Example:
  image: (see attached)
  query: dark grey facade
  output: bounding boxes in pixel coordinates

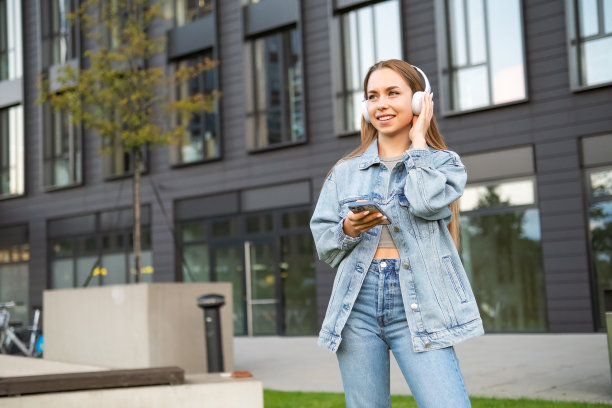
[0,0,611,334]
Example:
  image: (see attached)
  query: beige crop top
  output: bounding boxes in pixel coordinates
[378,155,403,249]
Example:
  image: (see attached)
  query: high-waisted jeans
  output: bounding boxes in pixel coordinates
[336,258,471,408]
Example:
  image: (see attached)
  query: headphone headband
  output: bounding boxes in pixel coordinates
[361,63,432,123]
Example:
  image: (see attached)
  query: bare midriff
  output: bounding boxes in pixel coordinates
[373,248,400,259]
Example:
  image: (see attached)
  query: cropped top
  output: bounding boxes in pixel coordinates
[378,155,403,249]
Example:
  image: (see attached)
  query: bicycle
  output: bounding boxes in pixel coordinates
[0,301,43,358]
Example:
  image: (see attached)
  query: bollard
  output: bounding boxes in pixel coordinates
[197,294,225,373]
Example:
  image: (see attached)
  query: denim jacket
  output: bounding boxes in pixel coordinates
[310,140,484,353]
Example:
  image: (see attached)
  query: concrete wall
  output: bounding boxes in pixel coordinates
[0,375,263,408]
[43,283,233,374]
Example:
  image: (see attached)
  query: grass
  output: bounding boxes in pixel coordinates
[264,390,612,408]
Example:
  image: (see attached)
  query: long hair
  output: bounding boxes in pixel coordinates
[337,59,462,248]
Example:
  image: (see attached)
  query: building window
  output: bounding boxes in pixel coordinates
[179,207,316,336]
[0,105,24,198]
[171,51,220,165]
[245,27,304,150]
[176,182,315,336]
[586,167,612,329]
[567,0,612,88]
[0,225,29,326]
[438,0,527,112]
[41,0,78,69]
[333,0,402,134]
[0,0,22,81]
[175,0,213,26]
[43,103,82,188]
[460,177,547,332]
[103,135,148,178]
[49,208,153,288]
[582,134,612,329]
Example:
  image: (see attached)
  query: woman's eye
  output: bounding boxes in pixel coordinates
[389,91,399,96]
[368,95,377,100]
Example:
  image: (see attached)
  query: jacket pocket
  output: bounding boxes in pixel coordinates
[442,255,468,303]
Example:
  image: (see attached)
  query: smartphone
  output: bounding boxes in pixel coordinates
[347,200,392,225]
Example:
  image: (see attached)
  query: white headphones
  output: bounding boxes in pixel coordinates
[361,65,431,123]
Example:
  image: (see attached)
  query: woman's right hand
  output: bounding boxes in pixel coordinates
[343,210,388,238]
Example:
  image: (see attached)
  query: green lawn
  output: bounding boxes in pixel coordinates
[264,390,612,408]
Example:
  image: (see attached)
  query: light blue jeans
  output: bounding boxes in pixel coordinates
[337,258,471,408]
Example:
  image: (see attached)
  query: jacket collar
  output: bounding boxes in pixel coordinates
[358,139,433,170]
[357,140,381,170]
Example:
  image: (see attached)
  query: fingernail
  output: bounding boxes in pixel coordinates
[377,214,383,217]
[364,211,370,215]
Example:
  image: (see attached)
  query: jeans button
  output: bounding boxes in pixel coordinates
[410,303,418,310]
[403,262,410,269]
[380,261,387,268]
[424,342,431,348]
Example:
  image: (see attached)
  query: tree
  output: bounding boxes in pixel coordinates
[38,0,219,283]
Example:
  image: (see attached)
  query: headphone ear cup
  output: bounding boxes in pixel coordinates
[412,91,425,115]
[361,99,371,123]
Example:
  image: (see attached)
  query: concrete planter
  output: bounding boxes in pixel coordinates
[43,283,234,374]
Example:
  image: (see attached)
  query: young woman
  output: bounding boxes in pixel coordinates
[310,59,484,407]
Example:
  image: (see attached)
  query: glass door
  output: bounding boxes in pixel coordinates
[211,243,246,335]
[245,240,280,335]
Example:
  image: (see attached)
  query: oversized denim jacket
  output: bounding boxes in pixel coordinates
[310,140,484,353]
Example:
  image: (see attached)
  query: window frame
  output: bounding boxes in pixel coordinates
[42,103,83,191]
[0,0,22,82]
[244,26,307,153]
[331,0,405,137]
[170,49,222,168]
[434,0,529,116]
[0,104,24,200]
[565,0,612,91]
[40,0,79,70]
[47,207,153,289]
[174,0,214,27]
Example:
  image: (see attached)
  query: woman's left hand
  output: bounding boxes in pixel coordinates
[409,93,434,146]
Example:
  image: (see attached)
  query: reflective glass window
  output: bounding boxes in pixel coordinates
[49,210,153,288]
[569,0,612,87]
[175,0,213,26]
[172,51,220,165]
[245,28,304,150]
[586,167,612,328]
[0,0,22,81]
[0,105,24,197]
[460,178,547,331]
[0,226,29,325]
[43,103,82,188]
[335,0,402,133]
[41,0,77,68]
[445,0,526,111]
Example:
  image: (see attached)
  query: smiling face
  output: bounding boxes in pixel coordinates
[365,68,414,139]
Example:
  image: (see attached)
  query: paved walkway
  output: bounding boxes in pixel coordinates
[234,334,612,405]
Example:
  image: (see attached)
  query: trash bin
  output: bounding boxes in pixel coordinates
[197,294,225,373]
[605,289,612,383]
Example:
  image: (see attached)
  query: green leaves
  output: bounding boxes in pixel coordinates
[38,0,219,152]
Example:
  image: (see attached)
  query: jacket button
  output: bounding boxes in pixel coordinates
[403,262,410,269]
[424,342,431,348]
[394,226,400,232]
[380,261,387,268]
[410,303,418,310]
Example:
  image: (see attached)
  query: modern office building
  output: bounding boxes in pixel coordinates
[0,0,610,336]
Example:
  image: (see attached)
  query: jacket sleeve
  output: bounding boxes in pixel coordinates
[310,169,363,268]
[402,148,466,220]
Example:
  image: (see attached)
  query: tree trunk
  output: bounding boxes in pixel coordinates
[133,146,142,283]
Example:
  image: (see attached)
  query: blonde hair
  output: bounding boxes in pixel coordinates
[338,59,461,248]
